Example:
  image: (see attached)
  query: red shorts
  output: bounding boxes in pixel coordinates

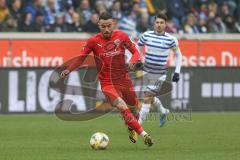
[101,84,138,106]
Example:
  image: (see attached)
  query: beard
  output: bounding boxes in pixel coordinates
[102,32,112,39]
[155,28,164,34]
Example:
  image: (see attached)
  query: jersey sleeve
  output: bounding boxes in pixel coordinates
[137,32,146,46]
[136,32,147,59]
[122,32,140,64]
[170,37,182,73]
[169,37,179,50]
[67,38,93,71]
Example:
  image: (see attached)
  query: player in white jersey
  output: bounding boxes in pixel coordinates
[137,13,182,127]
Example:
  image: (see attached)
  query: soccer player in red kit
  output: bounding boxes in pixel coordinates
[60,12,153,146]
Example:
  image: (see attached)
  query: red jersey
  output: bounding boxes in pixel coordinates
[68,30,140,86]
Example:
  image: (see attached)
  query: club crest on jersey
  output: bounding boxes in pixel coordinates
[103,41,122,57]
[104,41,117,52]
[102,39,130,57]
[114,39,121,45]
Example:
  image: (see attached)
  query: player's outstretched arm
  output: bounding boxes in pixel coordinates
[60,69,70,78]
[60,55,88,79]
[172,46,182,83]
[60,39,93,78]
[136,33,146,61]
[126,40,143,71]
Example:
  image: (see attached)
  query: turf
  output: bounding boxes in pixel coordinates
[0,112,240,160]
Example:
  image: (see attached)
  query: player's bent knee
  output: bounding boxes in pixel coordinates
[143,92,155,104]
[143,97,154,103]
[144,91,155,97]
[112,97,128,111]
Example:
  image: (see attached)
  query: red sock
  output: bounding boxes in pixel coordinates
[121,108,143,135]
[135,113,139,120]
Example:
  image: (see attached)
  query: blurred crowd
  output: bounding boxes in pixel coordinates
[0,0,240,36]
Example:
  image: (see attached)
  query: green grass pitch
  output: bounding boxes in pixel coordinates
[0,112,240,160]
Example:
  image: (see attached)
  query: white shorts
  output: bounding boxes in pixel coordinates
[142,72,167,95]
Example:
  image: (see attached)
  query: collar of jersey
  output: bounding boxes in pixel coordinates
[153,31,165,36]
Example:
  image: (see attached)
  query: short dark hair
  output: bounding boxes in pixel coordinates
[155,13,167,22]
[99,12,113,20]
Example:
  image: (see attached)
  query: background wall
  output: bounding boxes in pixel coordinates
[0,33,239,113]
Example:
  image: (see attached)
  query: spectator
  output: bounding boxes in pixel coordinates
[24,0,47,25]
[209,15,226,33]
[228,1,236,15]
[60,0,74,11]
[184,13,199,33]
[118,3,139,39]
[94,0,107,14]
[66,9,81,32]
[54,12,67,32]
[98,0,114,10]
[193,0,208,12]
[2,0,22,32]
[121,0,134,16]
[218,2,231,18]
[166,0,186,28]
[182,0,195,14]
[76,0,92,27]
[44,0,60,28]
[111,0,122,19]
[135,0,148,14]
[72,0,81,9]
[82,12,99,33]
[63,3,80,32]
[19,12,33,32]
[136,13,149,33]
[118,17,137,39]
[9,0,22,24]
[165,17,178,33]
[131,2,142,18]
[208,1,218,20]
[223,15,238,33]
[198,4,208,20]
[217,0,237,15]
[32,11,45,32]
[197,18,208,33]
[148,0,167,16]
[0,0,9,31]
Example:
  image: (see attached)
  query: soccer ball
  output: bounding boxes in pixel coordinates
[90,132,109,150]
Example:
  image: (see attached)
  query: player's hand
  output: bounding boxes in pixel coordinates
[172,73,180,83]
[60,69,70,78]
[128,63,135,71]
[129,61,143,71]
[134,60,143,70]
